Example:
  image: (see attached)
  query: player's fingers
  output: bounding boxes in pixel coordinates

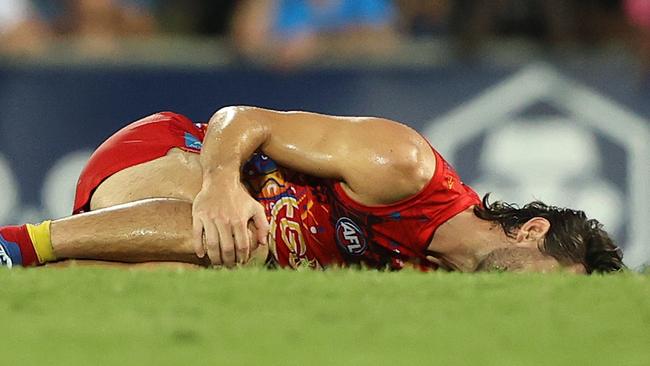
[247,222,258,253]
[233,220,250,264]
[192,216,206,258]
[253,207,269,246]
[247,221,260,253]
[204,220,222,266]
[216,220,236,267]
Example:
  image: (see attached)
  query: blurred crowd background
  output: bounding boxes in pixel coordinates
[1,0,649,72]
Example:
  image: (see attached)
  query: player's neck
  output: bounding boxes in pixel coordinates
[426,207,514,272]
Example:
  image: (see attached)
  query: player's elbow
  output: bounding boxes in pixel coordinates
[384,146,434,197]
[212,105,256,120]
[209,105,268,131]
[397,157,433,195]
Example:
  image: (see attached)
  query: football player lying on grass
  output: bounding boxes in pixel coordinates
[0,107,624,273]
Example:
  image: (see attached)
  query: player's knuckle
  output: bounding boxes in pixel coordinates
[236,242,248,253]
[208,248,220,259]
[206,240,219,250]
[222,246,235,257]
[208,253,222,265]
[258,215,269,227]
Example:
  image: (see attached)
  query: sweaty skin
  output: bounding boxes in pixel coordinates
[50,198,267,267]
[193,106,436,267]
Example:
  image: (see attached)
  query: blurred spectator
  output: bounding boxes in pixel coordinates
[2,0,643,66]
[396,0,450,37]
[626,0,650,29]
[231,0,399,68]
[155,0,237,36]
[625,0,650,76]
[32,0,158,56]
[449,0,628,49]
[450,0,573,46]
[0,0,50,55]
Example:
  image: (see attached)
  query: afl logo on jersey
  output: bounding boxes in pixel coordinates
[335,217,367,255]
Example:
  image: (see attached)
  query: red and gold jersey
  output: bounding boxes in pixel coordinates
[74,111,480,271]
[243,149,480,271]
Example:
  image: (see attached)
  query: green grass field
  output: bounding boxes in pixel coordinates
[2,268,649,366]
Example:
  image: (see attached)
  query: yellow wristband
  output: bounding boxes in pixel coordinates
[26,221,56,263]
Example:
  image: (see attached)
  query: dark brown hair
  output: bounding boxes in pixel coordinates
[473,194,624,273]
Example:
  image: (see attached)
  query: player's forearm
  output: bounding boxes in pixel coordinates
[201,106,270,186]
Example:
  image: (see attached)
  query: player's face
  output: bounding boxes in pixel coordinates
[478,247,586,274]
[517,248,587,274]
[511,254,565,273]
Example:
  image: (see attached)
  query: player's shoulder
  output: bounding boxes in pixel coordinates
[382,120,437,184]
[346,118,437,204]
[394,131,438,200]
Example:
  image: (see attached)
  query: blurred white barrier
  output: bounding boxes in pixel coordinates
[0,150,92,224]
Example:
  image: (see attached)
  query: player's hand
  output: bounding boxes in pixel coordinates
[192,182,269,267]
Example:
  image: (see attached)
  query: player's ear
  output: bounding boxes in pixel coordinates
[515,217,550,249]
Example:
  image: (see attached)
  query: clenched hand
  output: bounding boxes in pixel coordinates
[192,182,269,267]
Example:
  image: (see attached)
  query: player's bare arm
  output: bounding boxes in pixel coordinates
[193,106,437,266]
